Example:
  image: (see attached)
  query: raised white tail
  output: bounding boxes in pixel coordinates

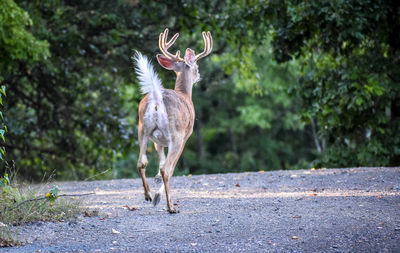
[133,51,163,102]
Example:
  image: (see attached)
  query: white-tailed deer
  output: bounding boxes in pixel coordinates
[134,28,212,213]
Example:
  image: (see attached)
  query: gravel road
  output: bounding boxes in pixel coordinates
[2,167,400,252]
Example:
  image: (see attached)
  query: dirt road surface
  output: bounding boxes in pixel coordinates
[3,167,400,252]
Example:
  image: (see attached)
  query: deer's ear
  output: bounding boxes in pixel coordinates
[157,54,174,70]
[184,48,196,67]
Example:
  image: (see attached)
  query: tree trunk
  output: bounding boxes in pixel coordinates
[310,117,322,153]
[195,119,205,160]
[228,127,237,154]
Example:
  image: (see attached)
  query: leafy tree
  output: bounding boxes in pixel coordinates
[180,40,315,174]
[217,0,400,167]
[0,0,50,162]
[3,0,349,181]
[4,0,144,180]
[0,0,49,80]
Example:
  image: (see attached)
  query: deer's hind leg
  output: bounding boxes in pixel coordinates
[153,143,166,206]
[154,142,165,184]
[137,123,152,202]
[160,139,185,213]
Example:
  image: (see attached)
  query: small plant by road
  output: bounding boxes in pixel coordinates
[0,171,81,247]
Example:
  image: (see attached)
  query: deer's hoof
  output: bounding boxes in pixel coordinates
[153,193,161,206]
[168,208,180,214]
[154,175,162,184]
[145,193,152,202]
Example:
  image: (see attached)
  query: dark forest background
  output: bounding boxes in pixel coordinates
[1,0,399,181]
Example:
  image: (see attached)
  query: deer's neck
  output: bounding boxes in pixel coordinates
[174,72,193,99]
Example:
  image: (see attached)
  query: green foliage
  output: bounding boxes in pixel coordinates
[0,0,49,80]
[0,86,6,160]
[0,174,10,188]
[272,0,400,166]
[5,1,142,180]
[1,0,316,181]
[4,0,398,181]
[217,0,400,167]
[177,38,314,174]
[0,0,49,164]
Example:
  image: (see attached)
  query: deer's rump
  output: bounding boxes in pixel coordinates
[140,89,195,146]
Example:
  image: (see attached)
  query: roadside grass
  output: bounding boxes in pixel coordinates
[0,170,82,247]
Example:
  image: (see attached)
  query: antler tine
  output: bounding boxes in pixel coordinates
[207,31,213,54]
[195,31,213,61]
[165,30,179,49]
[159,28,183,61]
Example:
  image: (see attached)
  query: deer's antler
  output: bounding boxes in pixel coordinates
[195,31,213,61]
[159,28,184,62]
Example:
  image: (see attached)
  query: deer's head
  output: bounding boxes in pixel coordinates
[156,29,212,85]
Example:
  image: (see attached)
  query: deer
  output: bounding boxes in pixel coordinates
[133,28,212,213]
